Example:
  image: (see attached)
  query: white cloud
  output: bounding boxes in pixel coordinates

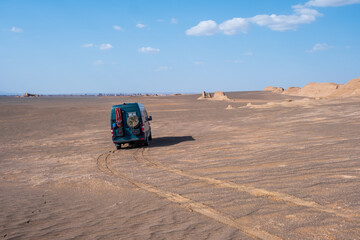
[307,43,333,52]
[171,18,178,24]
[82,43,94,48]
[136,23,146,28]
[113,25,123,31]
[250,5,322,31]
[186,4,322,36]
[138,46,160,53]
[156,66,172,72]
[244,51,254,56]
[186,20,219,36]
[306,0,360,7]
[99,43,113,50]
[93,60,104,65]
[219,18,249,35]
[11,27,23,33]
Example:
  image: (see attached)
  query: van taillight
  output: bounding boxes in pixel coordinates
[115,108,123,127]
[111,127,113,137]
[141,123,144,132]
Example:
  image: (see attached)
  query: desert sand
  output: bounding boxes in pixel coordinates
[1,91,360,239]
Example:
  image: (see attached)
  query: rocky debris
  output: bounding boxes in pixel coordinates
[18,92,40,98]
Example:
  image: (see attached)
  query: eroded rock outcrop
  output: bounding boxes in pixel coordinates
[264,86,284,93]
[198,91,230,101]
[264,77,360,99]
[18,92,40,98]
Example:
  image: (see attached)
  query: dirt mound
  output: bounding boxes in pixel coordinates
[263,86,284,93]
[225,105,234,110]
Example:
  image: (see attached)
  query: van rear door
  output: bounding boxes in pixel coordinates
[124,109,141,136]
[113,107,124,137]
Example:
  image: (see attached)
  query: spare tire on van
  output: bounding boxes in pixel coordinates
[127,115,139,128]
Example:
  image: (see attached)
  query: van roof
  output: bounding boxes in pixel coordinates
[111,102,143,110]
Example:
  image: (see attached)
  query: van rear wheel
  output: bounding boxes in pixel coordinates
[115,144,121,150]
[143,137,149,146]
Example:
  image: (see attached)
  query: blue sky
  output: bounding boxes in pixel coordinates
[1,0,359,94]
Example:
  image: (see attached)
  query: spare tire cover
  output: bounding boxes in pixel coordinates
[127,115,139,128]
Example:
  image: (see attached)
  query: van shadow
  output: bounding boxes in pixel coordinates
[150,136,195,147]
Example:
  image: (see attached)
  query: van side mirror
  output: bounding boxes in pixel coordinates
[148,116,152,121]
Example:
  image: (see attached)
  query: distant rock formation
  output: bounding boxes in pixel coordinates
[263,77,360,99]
[18,92,40,98]
[201,91,212,98]
[283,87,301,95]
[213,91,230,100]
[198,91,230,101]
[263,86,284,93]
[295,82,339,98]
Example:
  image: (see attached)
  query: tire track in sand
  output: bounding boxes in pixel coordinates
[138,148,359,220]
[97,151,282,240]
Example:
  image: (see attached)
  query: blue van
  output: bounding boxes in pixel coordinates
[110,103,152,149]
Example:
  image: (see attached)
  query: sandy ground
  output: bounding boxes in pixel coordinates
[1,92,360,239]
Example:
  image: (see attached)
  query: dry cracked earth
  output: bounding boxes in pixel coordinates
[1,92,360,239]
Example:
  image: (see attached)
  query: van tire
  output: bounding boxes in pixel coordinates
[144,137,149,146]
[115,144,121,150]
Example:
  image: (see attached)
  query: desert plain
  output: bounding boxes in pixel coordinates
[1,87,360,239]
